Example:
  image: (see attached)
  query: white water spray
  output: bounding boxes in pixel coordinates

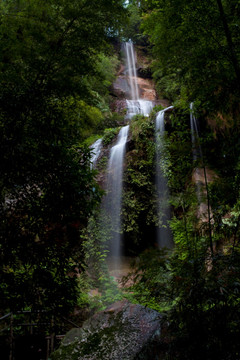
[90,138,102,168]
[124,42,139,100]
[105,125,129,265]
[126,99,153,120]
[104,42,154,268]
[124,42,154,119]
[155,107,174,248]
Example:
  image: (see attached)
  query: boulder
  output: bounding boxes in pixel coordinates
[51,300,162,360]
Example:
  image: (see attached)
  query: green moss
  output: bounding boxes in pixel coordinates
[83,134,102,147]
[51,341,79,360]
[122,114,157,251]
[102,127,120,146]
[52,311,131,360]
[97,155,108,171]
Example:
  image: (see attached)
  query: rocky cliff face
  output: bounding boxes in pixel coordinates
[110,46,169,114]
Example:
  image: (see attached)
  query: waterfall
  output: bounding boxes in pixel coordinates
[124,42,154,120]
[126,99,153,120]
[155,107,174,248]
[103,41,154,269]
[124,42,139,100]
[104,125,129,266]
[90,138,102,168]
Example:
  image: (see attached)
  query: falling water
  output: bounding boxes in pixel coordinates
[124,42,153,120]
[126,99,153,120]
[90,138,102,168]
[103,42,154,268]
[124,42,139,100]
[155,107,174,248]
[105,125,129,265]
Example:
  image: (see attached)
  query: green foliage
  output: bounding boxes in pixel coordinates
[98,112,125,132]
[122,114,157,251]
[122,248,172,312]
[87,53,120,115]
[150,104,164,118]
[163,251,240,360]
[142,0,240,114]
[152,68,181,101]
[0,0,126,315]
[95,54,120,95]
[102,127,120,146]
[161,109,194,194]
[121,100,240,359]
[121,3,148,45]
[124,245,240,359]
[0,146,102,314]
[83,135,102,148]
[81,213,124,311]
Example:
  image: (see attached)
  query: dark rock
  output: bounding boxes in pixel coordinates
[110,99,127,114]
[111,77,130,99]
[137,67,152,79]
[51,300,162,360]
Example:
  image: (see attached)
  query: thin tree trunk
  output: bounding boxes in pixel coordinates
[203,165,214,257]
[216,0,240,83]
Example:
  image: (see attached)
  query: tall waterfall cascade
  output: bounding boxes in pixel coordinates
[124,42,153,120]
[155,106,174,248]
[103,41,154,268]
[105,125,129,265]
[124,42,139,100]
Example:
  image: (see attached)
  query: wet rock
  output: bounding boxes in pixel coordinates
[110,99,127,114]
[111,76,129,99]
[51,300,162,360]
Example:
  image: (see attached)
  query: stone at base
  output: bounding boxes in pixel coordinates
[51,300,162,360]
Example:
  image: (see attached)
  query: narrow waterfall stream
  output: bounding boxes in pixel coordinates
[125,42,139,100]
[155,107,174,248]
[90,138,102,168]
[124,42,153,119]
[105,125,129,268]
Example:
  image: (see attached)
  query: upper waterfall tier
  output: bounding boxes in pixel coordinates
[124,42,139,100]
[126,99,154,120]
[123,42,154,119]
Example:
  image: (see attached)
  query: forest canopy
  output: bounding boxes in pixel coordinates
[0,0,126,314]
[137,0,240,113]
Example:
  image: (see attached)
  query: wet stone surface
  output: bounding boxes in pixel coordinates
[51,300,162,360]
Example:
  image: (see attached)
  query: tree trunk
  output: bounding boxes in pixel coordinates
[216,0,240,84]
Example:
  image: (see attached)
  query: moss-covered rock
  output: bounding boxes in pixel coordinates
[122,114,157,253]
[51,300,162,360]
